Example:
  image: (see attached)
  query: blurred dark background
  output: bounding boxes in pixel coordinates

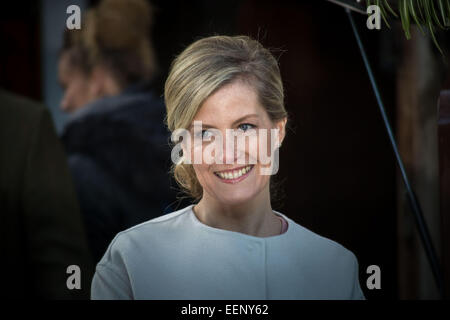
[2,0,450,300]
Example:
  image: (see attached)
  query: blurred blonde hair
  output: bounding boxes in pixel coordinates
[164,35,287,200]
[72,0,157,87]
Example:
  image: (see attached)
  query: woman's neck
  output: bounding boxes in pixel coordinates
[193,186,282,237]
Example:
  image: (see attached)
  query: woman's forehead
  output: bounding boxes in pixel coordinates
[193,82,267,124]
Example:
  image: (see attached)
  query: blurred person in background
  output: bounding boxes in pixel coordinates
[58,28,91,114]
[0,89,93,299]
[59,0,176,264]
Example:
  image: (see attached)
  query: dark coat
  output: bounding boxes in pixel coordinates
[0,89,93,299]
[61,83,177,264]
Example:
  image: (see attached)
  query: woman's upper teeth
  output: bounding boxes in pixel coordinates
[216,166,252,179]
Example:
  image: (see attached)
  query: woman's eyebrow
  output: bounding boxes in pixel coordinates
[231,114,260,126]
[190,114,260,130]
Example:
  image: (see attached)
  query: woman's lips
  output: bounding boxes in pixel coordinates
[213,165,254,184]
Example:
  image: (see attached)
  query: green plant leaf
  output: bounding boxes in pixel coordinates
[399,0,411,39]
[438,0,449,28]
[430,0,445,29]
[365,0,448,56]
[427,20,444,55]
[377,0,391,28]
[416,0,426,24]
[407,0,425,35]
[383,0,398,18]
[447,0,450,21]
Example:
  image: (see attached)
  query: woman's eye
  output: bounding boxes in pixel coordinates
[237,123,255,132]
[194,129,212,140]
[201,130,213,140]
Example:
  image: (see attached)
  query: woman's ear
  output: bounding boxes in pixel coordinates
[276,117,287,147]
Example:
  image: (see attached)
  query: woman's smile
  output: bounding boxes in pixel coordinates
[213,165,254,184]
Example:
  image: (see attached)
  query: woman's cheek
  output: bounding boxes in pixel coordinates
[256,131,272,166]
[189,139,204,164]
[247,136,259,165]
[193,164,207,185]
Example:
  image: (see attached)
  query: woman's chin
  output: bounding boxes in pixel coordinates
[212,188,258,206]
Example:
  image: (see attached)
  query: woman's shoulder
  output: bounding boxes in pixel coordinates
[280,213,361,293]
[280,212,358,264]
[97,205,194,262]
[118,205,193,236]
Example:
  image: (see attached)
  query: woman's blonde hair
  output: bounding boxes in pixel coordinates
[164,35,287,200]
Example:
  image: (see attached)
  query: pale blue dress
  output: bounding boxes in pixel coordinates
[91,205,366,300]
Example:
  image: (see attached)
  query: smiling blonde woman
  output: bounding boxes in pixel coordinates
[91,35,366,300]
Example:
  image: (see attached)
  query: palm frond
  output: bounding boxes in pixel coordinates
[366,0,450,55]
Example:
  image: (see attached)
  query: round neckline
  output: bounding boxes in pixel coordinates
[188,204,291,241]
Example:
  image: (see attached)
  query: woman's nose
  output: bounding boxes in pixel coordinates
[222,131,237,164]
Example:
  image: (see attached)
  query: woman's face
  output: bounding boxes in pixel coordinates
[58,52,94,113]
[188,80,286,205]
